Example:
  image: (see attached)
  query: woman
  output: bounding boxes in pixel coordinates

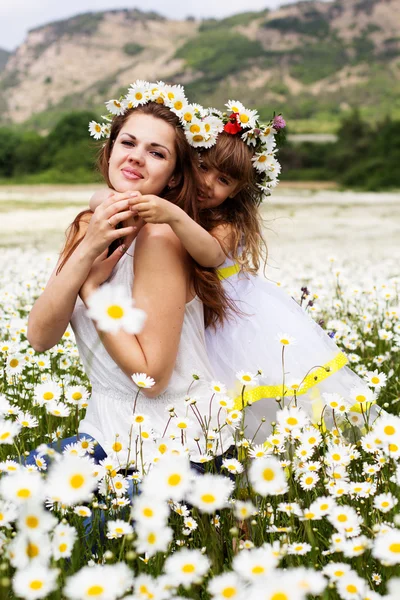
[27,91,234,471]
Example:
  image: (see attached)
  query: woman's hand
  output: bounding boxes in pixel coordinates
[80,219,144,303]
[128,192,179,225]
[80,195,137,260]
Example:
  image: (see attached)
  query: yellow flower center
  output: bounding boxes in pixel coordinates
[87,585,104,596]
[70,474,85,489]
[384,425,395,435]
[143,507,153,517]
[9,359,19,368]
[287,417,298,426]
[335,570,344,577]
[135,92,143,100]
[346,585,357,593]
[262,468,275,481]
[182,564,195,573]
[112,442,123,452]
[59,543,68,552]
[135,416,144,423]
[389,543,400,553]
[305,477,313,485]
[72,392,82,400]
[43,392,54,400]
[389,443,399,452]
[201,494,216,504]
[107,305,124,320]
[30,581,43,590]
[271,594,288,600]
[174,100,183,110]
[17,488,31,498]
[159,444,167,454]
[26,516,39,528]
[252,566,265,574]
[222,588,236,598]
[168,474,181,486]
[148,533,156,544]
[183,112,193,122]
[355,394,366,403]
[280,338,289,345]
[0,432,10,440]
[242,375,252,382]
[193,135,204,142]
[332,453,341,461]
[337,514,347,522]
[371,376,380,384]
[240,114,249,123]
[27,543,39,558]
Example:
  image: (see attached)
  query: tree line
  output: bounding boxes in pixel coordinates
[0,110,399,190]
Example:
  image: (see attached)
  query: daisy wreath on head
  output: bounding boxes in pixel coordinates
[205,100,286,203]
[89,80,224,149]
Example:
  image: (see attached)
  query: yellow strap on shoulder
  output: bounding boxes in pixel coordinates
[217,262,240,280]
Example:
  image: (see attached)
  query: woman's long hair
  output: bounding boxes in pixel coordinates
[59,102,231,328]
[199,132,267,275]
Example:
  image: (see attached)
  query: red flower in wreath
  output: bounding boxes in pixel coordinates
[224,113,242,135]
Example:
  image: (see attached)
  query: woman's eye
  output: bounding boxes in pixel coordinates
[122,140,134,147]
[151,151,165,159]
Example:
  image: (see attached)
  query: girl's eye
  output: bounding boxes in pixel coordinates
[219,177,229,185]
[151,151,165,159]
[199,164,208,171]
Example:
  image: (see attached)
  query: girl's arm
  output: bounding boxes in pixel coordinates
[27,197,135,352]
[129,193,228,268]
[80,224,188,398]
[89,188,113,211]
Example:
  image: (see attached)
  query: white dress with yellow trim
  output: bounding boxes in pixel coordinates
[205,255,376,443]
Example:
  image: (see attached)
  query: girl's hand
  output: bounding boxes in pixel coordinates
[129,192,179,225]
[80,195,137,260]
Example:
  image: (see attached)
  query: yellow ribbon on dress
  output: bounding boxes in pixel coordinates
[234,351,349,410]
[217,262,240,280]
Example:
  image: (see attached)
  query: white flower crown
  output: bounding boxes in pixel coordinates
[205,101,286,201]
[88,80,223,149]
[88,81,286,202]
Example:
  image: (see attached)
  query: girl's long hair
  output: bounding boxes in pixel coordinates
[199,132,267,274]
[59,102,232,328]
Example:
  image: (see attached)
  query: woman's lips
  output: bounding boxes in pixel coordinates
[121,168,143,180]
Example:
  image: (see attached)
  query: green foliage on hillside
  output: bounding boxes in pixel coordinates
[123,43,144,57]
[289,40,349,84]
[175,30,264,81]
[263,13,330,38]
[199,10,268,32]
[31,12,105,38]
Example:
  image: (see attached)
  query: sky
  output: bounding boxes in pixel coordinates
[0,0,321,52]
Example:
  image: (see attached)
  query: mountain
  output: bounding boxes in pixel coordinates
[1,1,399,131]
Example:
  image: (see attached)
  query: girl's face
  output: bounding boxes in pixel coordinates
[197,163,239,209]
[108,112,177,195]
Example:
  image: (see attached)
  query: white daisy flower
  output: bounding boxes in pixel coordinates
[249,456,287,496]
[210,381,227,394]
[0,419,21,444]
[64,563,133,600]
[135,524,173,558]
[12,564,58,600]
[73,505,92,518]
[45,455,97,506]
[365,369,387,388]
[88,121,103,140]
[131,494,169,526]
[87,284,146,335]
[236,370,259,386]
[131,373,155,389]
[349,386,377,406]
[276,332,297,346]
[34,381,61,406]
[208,572,243,600]
[106,519,134,539]
[0,470,43,504]
[187,473,234,513]
[105,98,125,115]
[164,548,210,589]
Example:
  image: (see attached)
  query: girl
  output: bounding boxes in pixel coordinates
[90,95,377,443]
[27,83,235,472]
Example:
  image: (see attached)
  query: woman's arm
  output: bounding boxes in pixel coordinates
[129,193,227,268]
[27,198,135,352]
[80,224,188,398]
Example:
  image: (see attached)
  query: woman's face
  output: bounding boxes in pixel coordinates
[108,112,177,195]
[197,163,239,210]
